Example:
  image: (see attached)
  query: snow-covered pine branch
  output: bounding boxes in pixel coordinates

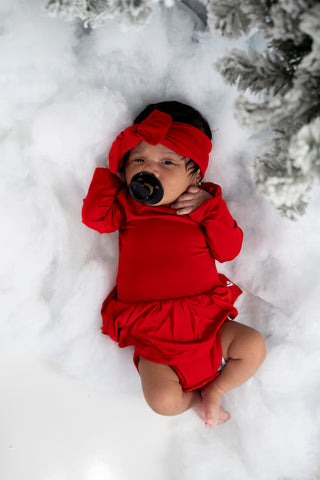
[44,0,175,28]
[207,0,270,38]
[216,49,292,96]
[209,0,320,219]
[252,117,320,219]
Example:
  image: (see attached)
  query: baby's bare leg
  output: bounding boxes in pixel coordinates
[138,358,202,416]
[202,320,267,428]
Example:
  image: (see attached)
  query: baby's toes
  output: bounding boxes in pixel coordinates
[205,407,230,428]
[218,409,231,425]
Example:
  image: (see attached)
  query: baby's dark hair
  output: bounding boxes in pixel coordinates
[134,101,212,177]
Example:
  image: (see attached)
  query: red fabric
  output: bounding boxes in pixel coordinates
[108,110,212,178]
[82,168,243,391]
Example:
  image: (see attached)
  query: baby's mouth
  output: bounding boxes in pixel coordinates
[128,172,164,205]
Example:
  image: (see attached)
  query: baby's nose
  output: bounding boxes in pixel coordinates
[144,163,160,177]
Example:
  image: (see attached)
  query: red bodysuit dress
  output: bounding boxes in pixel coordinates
[82,167,243,391]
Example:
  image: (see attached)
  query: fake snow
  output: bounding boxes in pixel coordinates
[1,1,319,479]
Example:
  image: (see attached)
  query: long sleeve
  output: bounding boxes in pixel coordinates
[188,183,243,263]
[82,168,125,233]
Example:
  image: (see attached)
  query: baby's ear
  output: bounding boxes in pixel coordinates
[195,169,202,185]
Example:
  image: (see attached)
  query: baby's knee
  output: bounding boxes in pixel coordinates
[145,387,181,416]
[248,329,267,364]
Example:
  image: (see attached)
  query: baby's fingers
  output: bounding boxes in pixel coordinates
[175,205,195,215]
[187,186,200,194]
[171,196,194,212]
[172,188,200,207]
[172,193,196,206]
[171,186,207,215]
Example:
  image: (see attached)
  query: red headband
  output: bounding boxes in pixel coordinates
[108,109,212,178]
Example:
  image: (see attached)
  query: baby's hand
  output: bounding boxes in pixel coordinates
[171,186,212,215]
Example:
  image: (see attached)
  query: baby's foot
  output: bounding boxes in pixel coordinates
[201,385,231,428]
[204,404,231,428]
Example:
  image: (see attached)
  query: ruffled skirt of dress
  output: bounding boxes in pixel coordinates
[101,274,242,392]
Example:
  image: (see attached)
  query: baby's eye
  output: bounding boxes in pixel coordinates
[162,160,174,165]
[134,158,144,163]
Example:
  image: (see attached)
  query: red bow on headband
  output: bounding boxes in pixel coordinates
[108,110,212,178]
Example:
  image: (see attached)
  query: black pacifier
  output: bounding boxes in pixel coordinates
[128,172,164,205]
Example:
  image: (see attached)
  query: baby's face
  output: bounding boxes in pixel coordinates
[125,141,200,206]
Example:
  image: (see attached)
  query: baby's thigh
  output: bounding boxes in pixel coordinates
[138,358,180,392]
[137,358,182,412]
[220,320,266,361]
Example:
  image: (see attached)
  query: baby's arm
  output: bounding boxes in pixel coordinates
[187,183,243,262]
[82,168,125,233]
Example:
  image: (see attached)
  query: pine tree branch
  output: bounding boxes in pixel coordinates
[207,0,271,38]
[216,49,293,95]
[209,0,320,218]
[207,0,251,37]
[44,0,161,28]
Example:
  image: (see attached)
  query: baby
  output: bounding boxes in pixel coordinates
[82,101,266,428]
